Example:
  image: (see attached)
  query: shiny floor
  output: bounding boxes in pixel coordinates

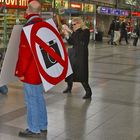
[1,40,140,140]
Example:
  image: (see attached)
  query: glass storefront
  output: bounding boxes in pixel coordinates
[0,0,120,47]
[1,0,110,47]
[0,0,27,48]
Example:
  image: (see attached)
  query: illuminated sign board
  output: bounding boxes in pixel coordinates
[84,4,94,12]
[97,6,129,16]
[70,2,82,10]
[54,0,68,9]
[131,12,140,17]
[0,0,27,8]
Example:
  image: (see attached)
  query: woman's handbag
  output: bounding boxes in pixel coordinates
[131,32,138,38]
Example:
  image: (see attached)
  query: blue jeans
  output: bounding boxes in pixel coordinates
[24,83,48,133]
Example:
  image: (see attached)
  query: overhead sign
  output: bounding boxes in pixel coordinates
[131,12,140,17]
[0,0,27,8]
[84,4,94,12]
[70,2,82,10]
[23,19,73,91]
[94,0,113,4]
[54,0,68,9]
[97,6,129,16]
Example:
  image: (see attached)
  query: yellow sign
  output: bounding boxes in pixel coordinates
[84,4,93,12]
[54,0,68,9]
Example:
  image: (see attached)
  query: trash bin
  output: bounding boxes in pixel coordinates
[95,31,103,42]
[0,50,8,95]
[0,85,8,94]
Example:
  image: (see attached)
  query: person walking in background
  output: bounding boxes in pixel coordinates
[119,19,129,45]
[62,17,92,99]
[15,0,48,138]
[113,17,120,45]
[108,19,115,45]
[133,23,140,46]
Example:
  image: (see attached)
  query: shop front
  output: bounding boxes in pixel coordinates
[0,0,53,48]
[0,0,27,48]
[96,6,129,36]
[131,12,140,25]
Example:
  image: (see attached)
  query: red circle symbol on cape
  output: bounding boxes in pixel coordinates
[31,21,68,85]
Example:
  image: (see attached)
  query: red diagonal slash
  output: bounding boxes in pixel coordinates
[30,21,68,85]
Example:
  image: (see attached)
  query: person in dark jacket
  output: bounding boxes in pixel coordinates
[15,0,48,138]
[119,19,129,45]
[133,23,140,46]
[62,17,92,99]
[108,19,115,45]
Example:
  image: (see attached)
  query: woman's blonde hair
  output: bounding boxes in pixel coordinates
[72,17,83,26]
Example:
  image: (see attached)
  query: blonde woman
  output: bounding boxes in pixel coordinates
[63,17,92,99]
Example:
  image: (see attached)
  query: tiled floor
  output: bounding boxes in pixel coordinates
[1,40,140,140]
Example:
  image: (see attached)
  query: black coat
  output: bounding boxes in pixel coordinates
[108,20,115,35]
[133,25,140,37]
[66,28,90,82]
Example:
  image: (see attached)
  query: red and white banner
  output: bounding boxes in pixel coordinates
[23,19,73,91]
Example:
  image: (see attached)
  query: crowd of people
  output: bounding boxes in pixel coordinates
[108,17,140,46]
